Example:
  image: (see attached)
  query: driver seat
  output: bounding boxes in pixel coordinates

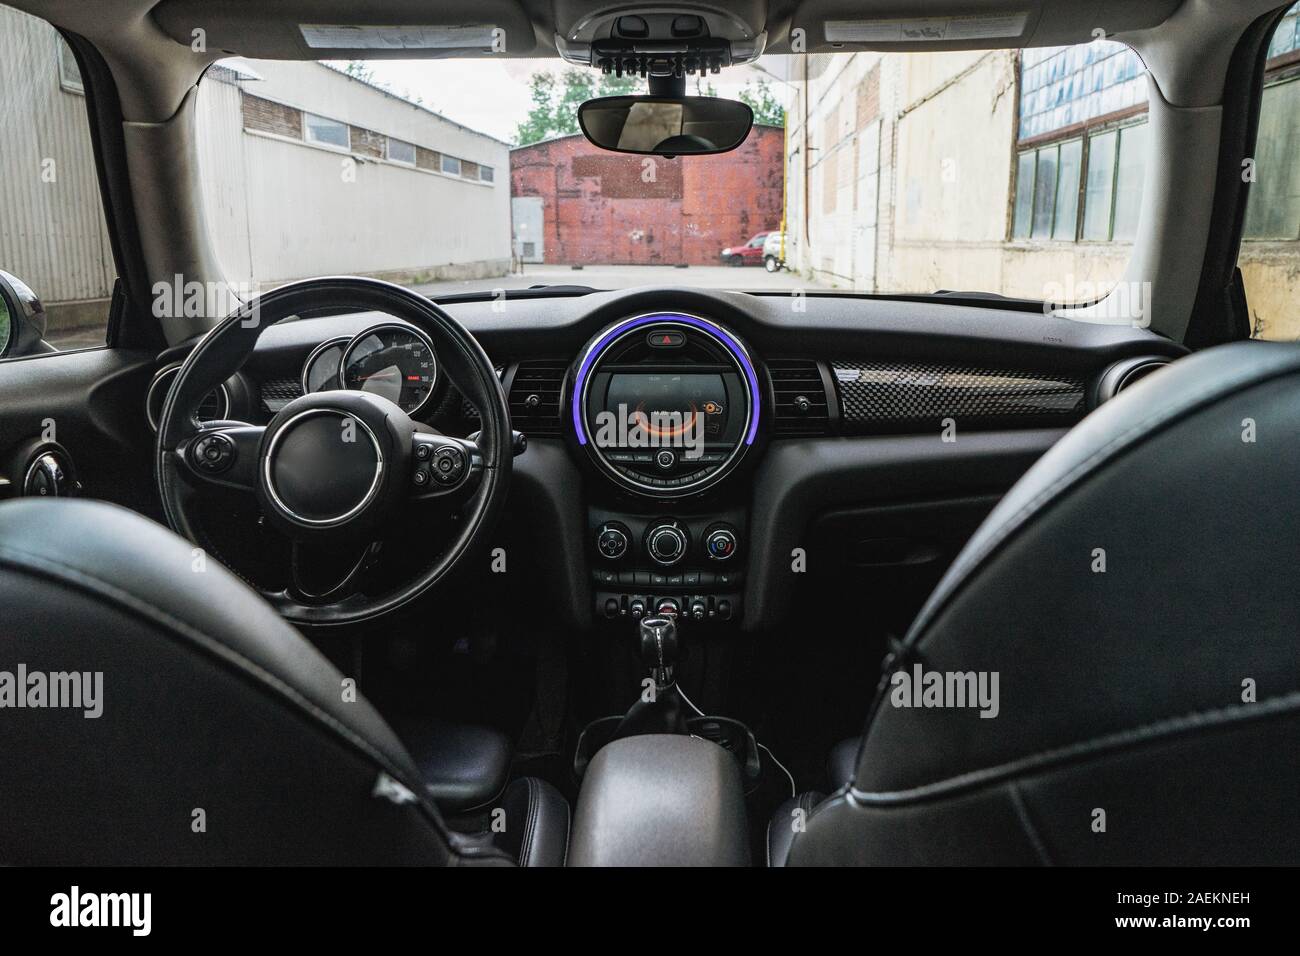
[0,497,567,866]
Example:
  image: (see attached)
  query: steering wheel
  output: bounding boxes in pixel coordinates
[154,277,512,626]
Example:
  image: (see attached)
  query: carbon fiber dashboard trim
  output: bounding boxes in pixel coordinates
[832,361,1086,433]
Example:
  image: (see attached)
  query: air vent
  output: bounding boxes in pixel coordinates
[1092,356,1173,407]
[146,364,230,432]
[508,360,568,437]
[769,360,831,436]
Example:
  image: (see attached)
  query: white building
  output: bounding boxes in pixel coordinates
[197,59,513,290]
[0,0,512,344]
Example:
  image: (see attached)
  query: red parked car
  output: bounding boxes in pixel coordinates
[719,232,770,266]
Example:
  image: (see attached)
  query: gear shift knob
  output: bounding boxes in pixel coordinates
[639,616,679,675]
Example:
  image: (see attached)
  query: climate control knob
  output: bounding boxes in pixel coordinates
[595,522,630,560]
[704,525,738,561]
[645,522,689,566]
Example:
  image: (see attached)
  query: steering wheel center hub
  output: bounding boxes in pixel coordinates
[255,390,412,540]
[265,408,383,524]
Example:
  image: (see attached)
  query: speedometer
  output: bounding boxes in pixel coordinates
[339,324,438,416]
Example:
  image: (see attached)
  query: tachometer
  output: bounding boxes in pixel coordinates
[339,323,438,416]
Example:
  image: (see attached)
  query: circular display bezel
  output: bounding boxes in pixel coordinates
[300,335,351,394]
[339,322,439,417]
[573,313,760,497]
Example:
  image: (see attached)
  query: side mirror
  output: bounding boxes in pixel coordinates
[0,269,50,359]
[578,95,754,157]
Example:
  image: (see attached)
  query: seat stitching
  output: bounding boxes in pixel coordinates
[850,689,1300,805]
[519,778,539,866]
[1007,782,1053,866]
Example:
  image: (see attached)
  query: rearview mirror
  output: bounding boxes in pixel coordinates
[578,95,754,157]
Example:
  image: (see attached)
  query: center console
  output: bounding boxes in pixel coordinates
[572,312,760,627]
[589,505,746,623]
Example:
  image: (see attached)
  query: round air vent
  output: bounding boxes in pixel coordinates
[146,363,230,432]
[5,438,79,497]
[1092,357,1173,407]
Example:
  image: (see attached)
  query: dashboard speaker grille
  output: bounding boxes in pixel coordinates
[769,360,831,436]
[508,360,568,437]
[833,361,1085,432]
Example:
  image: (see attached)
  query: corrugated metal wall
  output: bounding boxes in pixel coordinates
[195,75,254,282]
[0,6,116,308]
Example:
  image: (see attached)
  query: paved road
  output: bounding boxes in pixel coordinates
[411,263,814,297]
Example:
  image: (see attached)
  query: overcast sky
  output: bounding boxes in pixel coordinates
[334,58,797,143]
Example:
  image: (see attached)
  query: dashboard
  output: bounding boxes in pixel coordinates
[140,286,1187,632]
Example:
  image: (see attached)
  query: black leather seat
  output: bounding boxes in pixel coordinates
[773,341,1300,866]
[0,497,567,866]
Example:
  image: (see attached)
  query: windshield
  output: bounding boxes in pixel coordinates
[196,43,1151,306]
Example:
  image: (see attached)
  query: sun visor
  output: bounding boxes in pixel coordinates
[785,0,1181,53]
[151,0,538,59]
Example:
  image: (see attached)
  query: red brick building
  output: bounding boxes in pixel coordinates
[510,126,783,266]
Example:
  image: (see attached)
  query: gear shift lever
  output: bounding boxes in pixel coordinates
[640,616,679,688]
[611,616,692,739]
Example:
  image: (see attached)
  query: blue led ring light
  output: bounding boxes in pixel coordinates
[571,312,761,447]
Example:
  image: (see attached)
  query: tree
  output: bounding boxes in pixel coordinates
[340,60,376,84]
[513,69,640,145]
[739,79,785,127]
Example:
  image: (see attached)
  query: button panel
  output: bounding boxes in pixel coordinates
[594,590,741,623]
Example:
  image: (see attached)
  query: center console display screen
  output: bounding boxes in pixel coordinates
[603,373,736,446]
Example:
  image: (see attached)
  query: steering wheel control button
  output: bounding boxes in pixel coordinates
[430,445,466,485]
[596,523,630,560]
[415,442,433,461]
[655,449,677,470]
[705,526,738,561]
[645,522,689,566]
[191,434,235,474]
[412,468,430,488]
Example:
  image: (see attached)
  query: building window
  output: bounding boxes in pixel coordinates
[1019,42,1147,140]
[56,36,83,94]
[1014,124,1145,243]
[388,138,416,165]
[1110,123,1148,240]
[1053,139,1083,239]
[304,112,349,149]
[1082,129,1117,240]
[441,154,461,176]
[1243,74,1300,240]
[479,165,494,183]
[1013,138,1082,240]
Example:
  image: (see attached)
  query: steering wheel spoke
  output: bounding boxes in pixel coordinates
[409,431,483,501]
[176,423,265,492]
[287,538,382,605]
